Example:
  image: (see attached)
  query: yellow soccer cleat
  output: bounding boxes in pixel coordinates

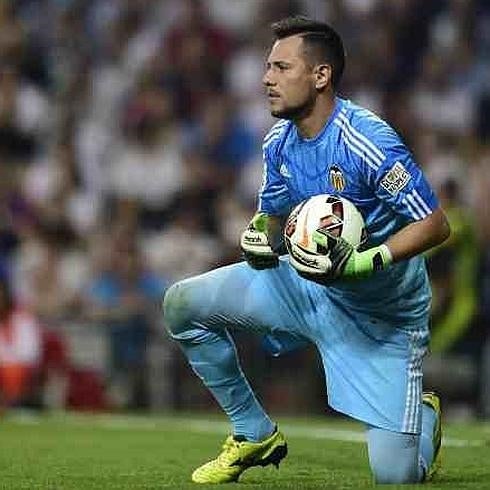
[191,429,287,484]
[422,392,442,480]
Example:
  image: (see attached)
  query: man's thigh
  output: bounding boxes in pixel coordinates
[310,294,429,433]
[168,258,315,338]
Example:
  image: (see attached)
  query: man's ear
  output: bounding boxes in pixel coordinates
[314,64,332,90]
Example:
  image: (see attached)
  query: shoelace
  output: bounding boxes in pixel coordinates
[217,437,241,465]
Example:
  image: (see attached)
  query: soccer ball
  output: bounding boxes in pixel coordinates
[284,194,366,272]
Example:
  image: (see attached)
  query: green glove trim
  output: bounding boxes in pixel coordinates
[343,244,393,278]
[251,212,269,233]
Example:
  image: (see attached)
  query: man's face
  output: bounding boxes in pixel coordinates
[263,35,316,119]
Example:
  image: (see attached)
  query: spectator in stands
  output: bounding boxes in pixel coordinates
[0,273,42,408]
[106,79,187,231]
[162,0,234,120]
[84,224,166,409]
[143,189,224,282]
[426,179,479,354]
[183,93,257,193]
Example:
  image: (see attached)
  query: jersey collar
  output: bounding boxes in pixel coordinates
[294,96,344,144]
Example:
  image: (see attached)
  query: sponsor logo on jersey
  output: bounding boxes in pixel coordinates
[329,165,346,191]
[279,161,291,178]
[380,161,411,195]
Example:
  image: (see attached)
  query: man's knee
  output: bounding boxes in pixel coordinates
[370,462,419,484]
[367,427,421,484]
[162,279,198,337]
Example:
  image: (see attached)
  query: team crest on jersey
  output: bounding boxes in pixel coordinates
[329,165,346,191]
[380,161,411,195]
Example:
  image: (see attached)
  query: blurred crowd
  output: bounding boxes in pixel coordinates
[0,0,489,413]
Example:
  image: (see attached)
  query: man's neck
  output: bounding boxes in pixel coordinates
[295,95,336,139]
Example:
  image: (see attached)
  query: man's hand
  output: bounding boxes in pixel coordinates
[240,213,279,270]
[288,229,392,283]
[312,230,393,280]
[287,239,334,281]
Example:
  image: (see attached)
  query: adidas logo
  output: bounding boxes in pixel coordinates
[279,162,291,178]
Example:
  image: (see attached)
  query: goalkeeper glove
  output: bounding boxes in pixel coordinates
[288,229,392,283]
[240,213,279,270]
[312,230,393,280]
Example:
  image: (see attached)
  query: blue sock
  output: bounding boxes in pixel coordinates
[419,403,437,474]
[178,327,275,442]
[366,425,424,484]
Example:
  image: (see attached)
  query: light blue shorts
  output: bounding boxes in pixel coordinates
[176,257,430,434]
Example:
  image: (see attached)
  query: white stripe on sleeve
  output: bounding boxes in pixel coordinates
[412,189,432,215]
[338,111,386,161]
[334,119,383,168]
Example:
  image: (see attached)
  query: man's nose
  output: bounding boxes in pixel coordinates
[263,72,274,87]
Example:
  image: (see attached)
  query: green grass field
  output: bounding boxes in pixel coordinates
[1,411,489,489]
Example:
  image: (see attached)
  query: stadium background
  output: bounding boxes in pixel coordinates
[0,0,489,420]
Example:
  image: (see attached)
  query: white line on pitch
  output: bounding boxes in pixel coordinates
[8,411,486,448]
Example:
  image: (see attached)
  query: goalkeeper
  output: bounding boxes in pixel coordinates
[163,16,450,485]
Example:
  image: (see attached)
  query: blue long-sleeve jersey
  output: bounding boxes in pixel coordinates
[259,97,438,323]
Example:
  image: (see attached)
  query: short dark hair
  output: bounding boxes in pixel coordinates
[271,16,345,90]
